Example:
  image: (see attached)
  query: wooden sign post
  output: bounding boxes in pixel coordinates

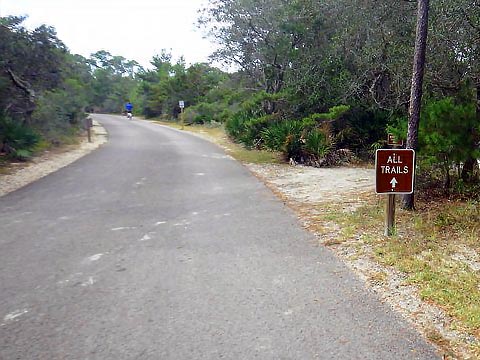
[84,117,93,143]
[375,148,415,236]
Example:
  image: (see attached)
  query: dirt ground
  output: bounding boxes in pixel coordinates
[246,163,375,203]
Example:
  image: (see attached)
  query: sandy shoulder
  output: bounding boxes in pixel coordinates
[246,163,375,203]
[0,121,107,197]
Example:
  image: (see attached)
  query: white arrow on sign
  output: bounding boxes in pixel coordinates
[390,177,398,189]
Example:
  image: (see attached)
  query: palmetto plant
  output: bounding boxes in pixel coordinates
[0,115,39,160]
[0,115,39,150]
[304,129,331,158]
[261,120,304,153]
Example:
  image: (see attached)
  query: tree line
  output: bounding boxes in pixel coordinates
[1,0,479,202]
[0,16,141,159]
[197,0,479,200]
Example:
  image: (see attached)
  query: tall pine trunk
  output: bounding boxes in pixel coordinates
[461,83,480,183]
[402,0,430,210]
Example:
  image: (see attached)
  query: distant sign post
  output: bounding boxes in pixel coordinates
[179,100,185,129]
[375,148,415,236]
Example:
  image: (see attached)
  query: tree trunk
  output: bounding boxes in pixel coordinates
[6,68,36,103]
[6,68,36,125]
[444,157,451,196]
[460,83,480,182]
[263,63,284,115]
[461,157,477,183]
[402,0,430,210]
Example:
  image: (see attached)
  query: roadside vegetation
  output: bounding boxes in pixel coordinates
[0,17,139,162]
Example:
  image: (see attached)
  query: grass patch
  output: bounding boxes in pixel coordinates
[369,271,388,284]
[425,328,455,358]
[323,237,347,246]
[0,158,10,174]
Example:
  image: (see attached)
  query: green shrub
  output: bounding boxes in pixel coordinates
[301,105,351,127]
[240,115,274,147]
[261,120,304,159]
[183,108,199,124]
[12,149,32,161]
[32,139,51,153]
[217,108,232,123]
[225,111,250,139]
[190,102,218,124]
[304,129,331,158]
[32,91,83,142]
[389,96,478,195]
[284,133,304,160]
[225,101,274,147]
[225,90,294,143]
[323,105,350,120]
[0,116,40,151]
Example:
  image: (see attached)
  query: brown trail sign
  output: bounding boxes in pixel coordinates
[387,134,404,147]
[376,148,415,236]
[375,149,415,194]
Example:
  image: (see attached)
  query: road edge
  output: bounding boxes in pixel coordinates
[0,120,108,197]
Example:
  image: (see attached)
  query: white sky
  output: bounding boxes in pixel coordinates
[0,0,218,69]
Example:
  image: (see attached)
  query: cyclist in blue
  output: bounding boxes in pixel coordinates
[125,101,133,113]
[125,101,133,119]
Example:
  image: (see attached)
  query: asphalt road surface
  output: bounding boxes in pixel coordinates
[0,114,440,359]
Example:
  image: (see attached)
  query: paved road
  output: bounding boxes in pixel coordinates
[0,114,440,359]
